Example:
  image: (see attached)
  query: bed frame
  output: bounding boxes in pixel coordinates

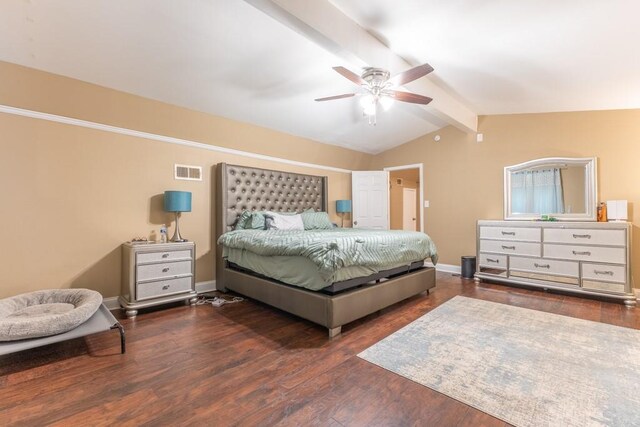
[215,163,435,337]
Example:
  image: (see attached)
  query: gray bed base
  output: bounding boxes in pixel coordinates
[215,162,436,337]
[0,304,125,356]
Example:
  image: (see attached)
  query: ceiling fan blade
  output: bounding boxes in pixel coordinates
[389,90,433,105]
[388,63,434,87]
[332,66,365,85]
[314,93,356,102]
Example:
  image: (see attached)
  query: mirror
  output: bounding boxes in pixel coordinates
[504,157,597,221]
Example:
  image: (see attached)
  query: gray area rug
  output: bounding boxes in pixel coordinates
[358,296,640,427]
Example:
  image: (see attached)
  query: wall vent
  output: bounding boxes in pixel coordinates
[395,178,403,185]
[174,164,202,181]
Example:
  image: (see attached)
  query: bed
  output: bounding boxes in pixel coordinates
[215,163,437,337]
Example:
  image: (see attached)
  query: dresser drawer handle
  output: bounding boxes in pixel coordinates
[162,267,170,273]
[486,258,500,263]
[161,253,170,258]
[572,250,591,256]
[573,234,591,239]
[594,270,614,276]
[501,245,516,250]
[534,263,550,269]
[162,284,170,290]
[501,231,516,236]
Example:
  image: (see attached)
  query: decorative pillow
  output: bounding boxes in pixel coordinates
[234,211,253,230]
[249,212,267,230]
[301,211,333,230]
[264,212,304,230]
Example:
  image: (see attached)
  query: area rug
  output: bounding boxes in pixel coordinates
[358,296,640,427]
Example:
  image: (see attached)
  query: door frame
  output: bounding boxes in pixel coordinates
[384,163,424,233]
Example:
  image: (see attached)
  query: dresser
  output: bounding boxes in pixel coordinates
[119,242,198,317]
[476,220,635,306]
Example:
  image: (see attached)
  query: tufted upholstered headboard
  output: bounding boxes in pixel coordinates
[216,163,328,234]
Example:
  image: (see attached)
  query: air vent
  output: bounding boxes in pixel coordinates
[174,164,202,181]
[396,178,403,185]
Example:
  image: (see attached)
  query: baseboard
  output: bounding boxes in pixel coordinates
[425,262,462,275]
[196,280,216,294]
[103,296,120,310]
[104,280,217,311]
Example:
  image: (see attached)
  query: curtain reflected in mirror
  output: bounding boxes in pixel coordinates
[511,168,564,214]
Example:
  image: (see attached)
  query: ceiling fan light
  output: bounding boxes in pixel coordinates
[363,102,377,116]
[379,95,394,111]
[359,94,374,109]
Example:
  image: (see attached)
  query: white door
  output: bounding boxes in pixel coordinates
[402,188,417,231]
[352,171,389,229]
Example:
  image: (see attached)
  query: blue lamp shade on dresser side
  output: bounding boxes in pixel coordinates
[164,191,192,213]
[336,200,352,213]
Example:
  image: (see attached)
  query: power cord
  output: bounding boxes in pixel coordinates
[196,294,244,307]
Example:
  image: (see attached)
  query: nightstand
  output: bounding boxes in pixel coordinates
[119,241,197,318]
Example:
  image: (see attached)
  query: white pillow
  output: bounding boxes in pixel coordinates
[264,212,304,230]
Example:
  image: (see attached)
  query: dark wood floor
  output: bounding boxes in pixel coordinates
[2,273,639,426]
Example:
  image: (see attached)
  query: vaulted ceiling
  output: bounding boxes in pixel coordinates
[0,1,638,154]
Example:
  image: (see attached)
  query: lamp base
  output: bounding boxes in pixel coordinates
[171,212,188,242]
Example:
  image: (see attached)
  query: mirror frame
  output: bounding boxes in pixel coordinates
[504,157,598,221]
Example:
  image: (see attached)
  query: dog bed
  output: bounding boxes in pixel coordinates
[0,289,103,341]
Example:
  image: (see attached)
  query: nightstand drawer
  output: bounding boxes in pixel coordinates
[137,260,192,282]
[137,276,193,301]
[544,228,625,246]
[137,249,192,264]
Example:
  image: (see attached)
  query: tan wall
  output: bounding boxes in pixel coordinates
[372,110,640,288]
[389,169,419,230]
[0,62,371,298]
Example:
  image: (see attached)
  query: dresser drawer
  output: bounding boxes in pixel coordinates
[510,256,578,278]
[479,226,541,242]
[136,276,193,301]
[478,253,507,268]
[137,260,192,282]
[582,280,626,295]
[581,263,626,284]
[544,228,626,246]
[480,240,541,257]
[137,249,192,264]
[543,244,626,264]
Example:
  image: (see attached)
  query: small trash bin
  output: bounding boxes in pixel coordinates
[461,256,476,279]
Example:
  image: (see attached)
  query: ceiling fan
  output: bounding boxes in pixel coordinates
[315,63,434,125]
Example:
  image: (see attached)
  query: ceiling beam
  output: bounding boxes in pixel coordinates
[244,0,478,133]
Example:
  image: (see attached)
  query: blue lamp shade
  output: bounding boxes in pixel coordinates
[336,200,352,213]
[164,191,192,213]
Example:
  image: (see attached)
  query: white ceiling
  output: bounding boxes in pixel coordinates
[1,1,639,154]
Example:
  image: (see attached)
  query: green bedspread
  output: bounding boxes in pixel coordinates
[218,228,438,284]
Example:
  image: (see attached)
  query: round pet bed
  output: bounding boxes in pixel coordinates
[0,289,103,341]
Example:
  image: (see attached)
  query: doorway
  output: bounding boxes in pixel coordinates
[385,164,423,232]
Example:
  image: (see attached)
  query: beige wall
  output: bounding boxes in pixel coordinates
[372,110,640,288]
[389,169,419,230]
[0,62,371,298]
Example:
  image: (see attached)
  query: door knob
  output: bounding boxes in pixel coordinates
[353,221,358,226]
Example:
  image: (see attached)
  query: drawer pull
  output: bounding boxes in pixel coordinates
[594,270,614,276]
[534,263,550,269]
[501,231,516,236]
[572,250,591,256]
[162,284,170,290]
[161,253,170,258]
[486,258,500,263]
[162,267,170,273]
[572,234,591,239]
[501,245,516,250]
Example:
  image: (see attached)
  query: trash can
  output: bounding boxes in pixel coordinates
[461,256,476,279]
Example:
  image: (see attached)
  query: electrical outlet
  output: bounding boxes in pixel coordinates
[424,200,430,208]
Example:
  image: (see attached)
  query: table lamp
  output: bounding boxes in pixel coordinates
[336,200,352,228]
[164,191,192,242]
